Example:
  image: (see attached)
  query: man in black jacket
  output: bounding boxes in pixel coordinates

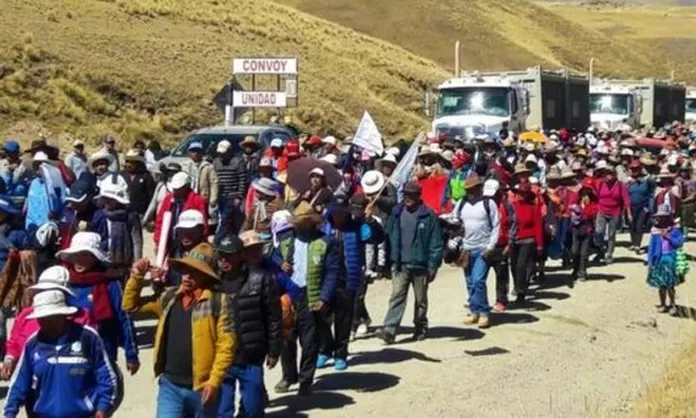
[216,233,282,418]
[122,149,156,217]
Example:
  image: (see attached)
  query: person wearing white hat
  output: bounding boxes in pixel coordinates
[320,136,338,159]
[361,170,396,285]
[375,153,397,177]
[186,141,219,215]
[0,266,96,381]
[95,178,143,268]
[294,167,333,214]
[57,231,140,412]
[3,290,118,418]
[213,137,249,240]
[320,153,339,166]
[65,138,88,178]
[155,171,209,259]
[243,177,283,235]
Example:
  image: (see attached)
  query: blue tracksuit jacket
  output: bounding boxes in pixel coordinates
[3,324,118,418]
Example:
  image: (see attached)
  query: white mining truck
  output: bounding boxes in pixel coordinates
[687,88,696,124]
[591,79,686,131]
[432,66,590,139]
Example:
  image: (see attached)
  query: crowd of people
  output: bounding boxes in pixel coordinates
[0,122,693,417]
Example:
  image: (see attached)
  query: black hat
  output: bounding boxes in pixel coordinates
[66,176,96,203]
[217,234,244,254]
[159,162,182,174]
[403,181,422,195]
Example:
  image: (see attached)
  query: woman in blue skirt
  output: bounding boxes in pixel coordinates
[646,205,685,315]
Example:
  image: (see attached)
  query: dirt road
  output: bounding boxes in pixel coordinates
[5,234,696,417]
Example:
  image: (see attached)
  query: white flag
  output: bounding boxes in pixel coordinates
[390,133,424,202]
[352,111,383,155]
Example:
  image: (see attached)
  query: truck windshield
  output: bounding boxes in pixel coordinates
[687,98,696,112]
[436,88,510,117]
[590,94,630,115]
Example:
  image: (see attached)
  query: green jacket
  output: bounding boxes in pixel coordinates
[387,203,443,272]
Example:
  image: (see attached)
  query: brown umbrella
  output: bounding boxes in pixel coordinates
[286,157,342,194]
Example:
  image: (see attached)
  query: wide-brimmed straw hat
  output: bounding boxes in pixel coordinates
[546,166,562,181]
[639,153,657,166]
[241,136,256,147]
[560,165,576,179]
[29,266,74,296]
[291,201,323,225]
[56,232,109,264]
[239,230,269,248]
[657,166,675,180]
[124,149,145,164]
[464,175,483,190]
[252,178,279,196]
[27,290,78,320]
[514,163,532,176]
[168,243,219,281]
[88,150,115,167]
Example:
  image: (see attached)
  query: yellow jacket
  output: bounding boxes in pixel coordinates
[122,273,236,390]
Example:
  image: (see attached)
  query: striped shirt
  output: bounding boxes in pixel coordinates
[214,156,249,202]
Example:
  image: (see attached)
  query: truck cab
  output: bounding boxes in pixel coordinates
[590,83,641,130]
[433,73,528,140]
[687,88,696,124]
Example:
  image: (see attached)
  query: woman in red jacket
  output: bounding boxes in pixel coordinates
[511,183,544,303]
[570,179,599,282]
[154,172,208,253]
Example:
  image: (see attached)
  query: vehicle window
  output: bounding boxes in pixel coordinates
[510,90,518,115]
[171,133,255,157]
[259,130,278,149]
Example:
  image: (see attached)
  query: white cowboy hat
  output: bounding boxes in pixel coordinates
[56,232,109,264]
[30,266,74,296]
[95,179,130,205]
[88,150,115,167]
[252,178,279,196]
[27,290,78,320]
[360,170,386,195]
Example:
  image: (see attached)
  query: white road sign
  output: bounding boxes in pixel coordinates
[232,58,298,75]
[233,91,287,108]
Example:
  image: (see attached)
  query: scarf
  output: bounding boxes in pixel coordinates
[252,199,268,230]
[104,208,132,266]
[68,267,119,321]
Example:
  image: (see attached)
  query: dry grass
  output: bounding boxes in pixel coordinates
[0,0,449,147]
[634,335,696,417]
[275,0,680,80]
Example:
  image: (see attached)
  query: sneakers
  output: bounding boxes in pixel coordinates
[356,321,371,336]
[375,328,395,345]
[477,315,490,329]
[316,354,330,369]
[462,314,480,325]
[493,302,507,312]
[334,359,348,371]
[274,379,294,394]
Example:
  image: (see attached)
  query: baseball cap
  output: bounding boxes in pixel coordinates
[270,138,284,148]
[483,179,500,197]
[216,140,231,154]
[322,136,337,146]
[309,168,325,177]
[188,141,203,152]
[3,140,20,153]
[218,234,244,254]
[169,172,189,190]
[73,139,85,147]
[175,209,205,230]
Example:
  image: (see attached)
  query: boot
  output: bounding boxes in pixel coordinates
[477,315,490,329]
[462,314,479,325]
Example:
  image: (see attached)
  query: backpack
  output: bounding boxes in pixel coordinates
[455,197,495,230]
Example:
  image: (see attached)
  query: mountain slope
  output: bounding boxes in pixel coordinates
[0,0,448,145]
[275,0,669,78]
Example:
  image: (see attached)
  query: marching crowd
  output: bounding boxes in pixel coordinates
[0,122,693,417]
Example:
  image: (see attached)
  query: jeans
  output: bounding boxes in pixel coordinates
[215,200,245,242]
[0,307,9,359]
[571,232,591,280]
[218,364,265,418]
[464,251,491,315]
[382,268,429,336]
[280,298,319,386]
[511,241,535,297]
[156,375,220,418]
[629,206,650,249]
[317,287,353,360]
[595,214,620,259]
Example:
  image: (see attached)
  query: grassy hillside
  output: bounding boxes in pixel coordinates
[548,4,696,83]
[0,0,448,147]
[275,0,672,80]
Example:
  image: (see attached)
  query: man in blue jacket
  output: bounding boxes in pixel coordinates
[317,195,383,371]
[376,182,443,344]
[274,201,339,396]
[4,290,117,418]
